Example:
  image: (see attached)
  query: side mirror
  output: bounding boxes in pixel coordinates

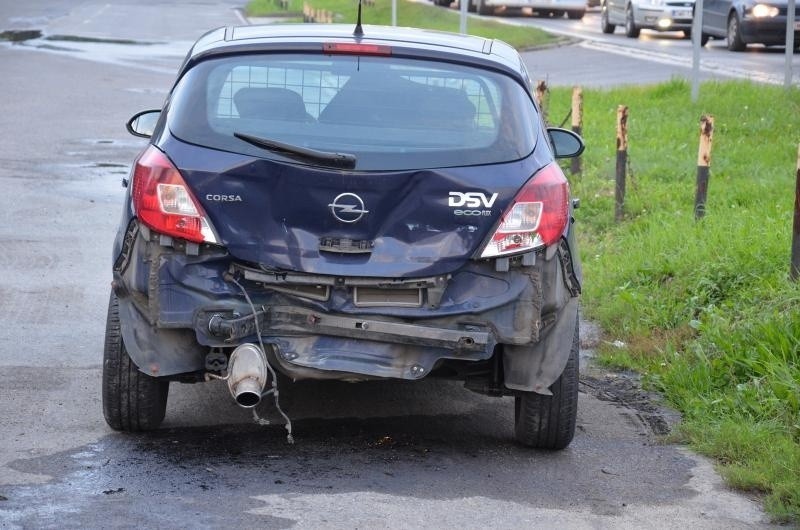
[547,127,585,159]
[126,110,161,138]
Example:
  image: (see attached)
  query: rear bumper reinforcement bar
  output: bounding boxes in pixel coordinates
[200,305,490,353]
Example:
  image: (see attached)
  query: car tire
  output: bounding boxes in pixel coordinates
[513,320,579,450]
[102,292,169,431]
[567,9,585,19]
[700,32,710,46]
[682,29,691,39]
[727,12,746,51]
[600,5,615,33]
[477,0,493,15]
[435,0,451,6]
[467,0,477,12]
[625,6,640,38]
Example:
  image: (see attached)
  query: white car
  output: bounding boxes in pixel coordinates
[440,0,586,18]
[601,0,695,37]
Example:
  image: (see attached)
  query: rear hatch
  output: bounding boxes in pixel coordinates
[162,47,544,277]
[167,141,544,277]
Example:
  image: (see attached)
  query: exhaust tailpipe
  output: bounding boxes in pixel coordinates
[227,343,268,408]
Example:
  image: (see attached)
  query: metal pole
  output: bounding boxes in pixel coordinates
[694,115,714,220]
[785,0,796,88]
[460,0,468,34]
[691,0,704,102]
[392,0,397,26]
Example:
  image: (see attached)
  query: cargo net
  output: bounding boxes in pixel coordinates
[213,64,499,130]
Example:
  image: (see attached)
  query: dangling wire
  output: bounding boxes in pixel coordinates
[228,275,294,444]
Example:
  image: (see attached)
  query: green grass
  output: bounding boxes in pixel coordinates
[545,78,800,522]
[246,0,557,49]
[233,8,800,516]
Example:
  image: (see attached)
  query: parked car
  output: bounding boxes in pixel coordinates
[444,0,585,18]
[104,23,585,449]
[601,0,695,37]
[700,0,800,50]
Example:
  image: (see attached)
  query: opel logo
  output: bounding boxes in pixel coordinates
[329,193,368,223]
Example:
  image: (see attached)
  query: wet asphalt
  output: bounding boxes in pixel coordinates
[0,1,780,528]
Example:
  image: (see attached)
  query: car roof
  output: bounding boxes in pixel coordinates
[181,24,526,82]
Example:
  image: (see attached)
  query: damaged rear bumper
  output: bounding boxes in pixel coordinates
[113,220,580,392]
[201,303,493,381]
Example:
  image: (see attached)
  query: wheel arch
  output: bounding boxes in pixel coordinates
[117,292,206,377]
[726,7,748,49]
[728,5,746,26]
[503,295,579,395]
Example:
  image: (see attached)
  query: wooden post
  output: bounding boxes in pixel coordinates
[534,80,548,124]
[570,86,583,177]
[694,115,714,220]
[791,144,800,281]
[615,105,628,223]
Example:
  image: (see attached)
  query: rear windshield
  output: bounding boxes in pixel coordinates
[168,53,538,171]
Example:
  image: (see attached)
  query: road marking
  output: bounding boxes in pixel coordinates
[465,11,798,86]
[233,7,249,25]
[579,40,794,85]
[82,3,110,25]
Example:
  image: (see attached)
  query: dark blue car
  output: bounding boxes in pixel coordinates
[104,23,585,449]
[701,0,800,50]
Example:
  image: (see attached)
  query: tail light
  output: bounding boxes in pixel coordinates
[131,146,219,244]
[479,162,569,258]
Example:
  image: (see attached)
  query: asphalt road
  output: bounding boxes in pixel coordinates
[487,7,799,87]
[0,2,782,528]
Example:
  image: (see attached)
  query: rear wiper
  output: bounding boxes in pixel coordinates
[234,132,357,170]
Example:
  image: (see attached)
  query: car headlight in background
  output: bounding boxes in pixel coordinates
[750,3,779,17]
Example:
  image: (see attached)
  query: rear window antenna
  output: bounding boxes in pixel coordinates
[354,0,364,37]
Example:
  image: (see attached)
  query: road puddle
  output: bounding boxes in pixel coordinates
[0,28,191,74]
[0,29,43,42]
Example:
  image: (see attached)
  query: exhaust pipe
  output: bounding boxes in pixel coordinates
[227,343,268,408]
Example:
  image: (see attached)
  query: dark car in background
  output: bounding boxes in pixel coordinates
[701,0,800,50]
[104,23,585,449]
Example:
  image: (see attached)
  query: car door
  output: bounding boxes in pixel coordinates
[702,0,731,36]
[606,0,626,25]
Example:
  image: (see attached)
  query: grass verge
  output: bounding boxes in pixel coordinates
[246,0,557,49]
[545,78,800,522]
[223,8,798,517]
